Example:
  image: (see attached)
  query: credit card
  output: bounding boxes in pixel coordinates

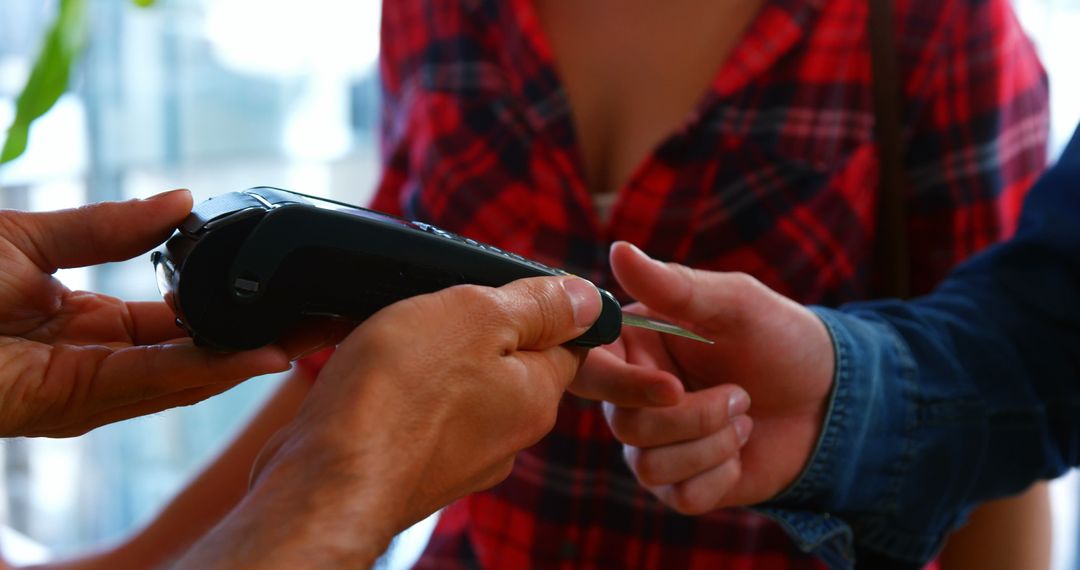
[621,313,713,344]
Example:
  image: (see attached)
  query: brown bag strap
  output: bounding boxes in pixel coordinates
[869,0,911,299]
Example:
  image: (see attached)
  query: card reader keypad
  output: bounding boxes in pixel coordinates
[410,221,568,276]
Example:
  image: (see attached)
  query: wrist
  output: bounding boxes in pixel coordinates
[258,458,396,567]
[756,306,926,565]
[177,435,402,569]
[769,306,915,508]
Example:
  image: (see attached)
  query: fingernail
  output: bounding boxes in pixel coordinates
[623,241,652,261]
[146,188,191,202]
[733,415,752,445]
[728,389,751,417]
[563,278,602,328]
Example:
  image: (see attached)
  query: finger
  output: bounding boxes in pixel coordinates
[134,306,355,360]
[5,189,192,271]
[492,276,603,350]
[604,384,750,447]
[275,317,354,361]
[622,415,751,487]
[91,342,290,408]
[53,377,249,438]
[128,301,186,344]
[571,348,684,407]
[516,345,587,395]
[609,241,766,329]
[651,456,744,515]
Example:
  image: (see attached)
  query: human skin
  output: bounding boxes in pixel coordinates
[578,241,1055,569]
[0,190,298,438]
[172,276,608,569]
[572,241,833,512]
[535,1,1050,566]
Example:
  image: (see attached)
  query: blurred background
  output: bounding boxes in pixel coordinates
[0,0,1078,568]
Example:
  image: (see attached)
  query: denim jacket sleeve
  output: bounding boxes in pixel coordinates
[757,124,1080,569]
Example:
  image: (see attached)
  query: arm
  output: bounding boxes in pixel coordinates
[32,276,648,569]
[864,0,1053,564]
[40,372,313,570]
[778,127,1080,563]
[938,482,1052,570]
[173,276,633,568]
[574,123,1080,567]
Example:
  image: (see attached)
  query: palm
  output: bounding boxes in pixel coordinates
[0,236,187,435]
[0,297,130,435]
[5,291,140,347]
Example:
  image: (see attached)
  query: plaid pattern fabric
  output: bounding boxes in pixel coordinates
[358,0,1049,567]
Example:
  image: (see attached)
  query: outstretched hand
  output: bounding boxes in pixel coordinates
[0,190,294,437]
[179,276,603,568]
[572,242,835,513]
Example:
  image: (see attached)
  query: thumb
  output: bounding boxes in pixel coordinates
[493,276,603,350]
[6,189,193,271]
[609,241,762,329]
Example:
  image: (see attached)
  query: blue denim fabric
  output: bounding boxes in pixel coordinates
[759,124,1080,569]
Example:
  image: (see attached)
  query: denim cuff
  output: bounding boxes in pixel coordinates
[759,306,934,566]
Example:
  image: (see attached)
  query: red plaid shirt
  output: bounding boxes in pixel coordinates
[309,0,1049,567]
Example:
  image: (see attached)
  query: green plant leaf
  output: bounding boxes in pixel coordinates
[131,0,156,7]
[1,0,88,165]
